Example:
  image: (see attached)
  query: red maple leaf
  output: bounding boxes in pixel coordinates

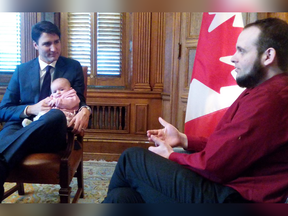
[192,13,243,93]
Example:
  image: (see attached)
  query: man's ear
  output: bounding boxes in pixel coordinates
[33,41,39,50]
[262,48,276,66]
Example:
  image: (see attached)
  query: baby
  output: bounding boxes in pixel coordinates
[22,78,80,127]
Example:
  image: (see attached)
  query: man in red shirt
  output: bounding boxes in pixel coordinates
[103,17,288,203]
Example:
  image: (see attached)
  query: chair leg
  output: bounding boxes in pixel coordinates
[77,160,84,198]
[71,160,84,203]
[17,182,25,195]
[2,182,25,201]
[59,187,71,203]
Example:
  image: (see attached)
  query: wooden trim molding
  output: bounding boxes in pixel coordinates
[21,13,38,63]
[135,104,148,134]
[150,12,165,92]
[86,89,162,135]
[132,12,152,91]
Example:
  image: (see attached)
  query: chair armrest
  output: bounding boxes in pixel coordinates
[61,128,74,161]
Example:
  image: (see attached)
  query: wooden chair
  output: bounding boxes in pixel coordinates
[2,67,88,203]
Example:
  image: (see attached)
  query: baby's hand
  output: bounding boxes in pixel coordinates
[44,97,52,104]
[48,99,55,107]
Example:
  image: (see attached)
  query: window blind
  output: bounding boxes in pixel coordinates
[97,13,122,76]
[67,13,91,73]
[0,13,21,72]
[67,12,122,76]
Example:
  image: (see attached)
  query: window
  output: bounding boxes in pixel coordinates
[61,12,129,88]
[0,12,21,73]
[66,13,91,73]
[96,13,122,76]
[0,13,37,86]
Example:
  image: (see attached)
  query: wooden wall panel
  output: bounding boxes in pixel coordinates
[176,12,202,132]
[132,12,152,91]
[150,12,165,92]
[258,12,288,22]
[187,13,203,39]
[84,90,161,160]
[162,12,181,127]
[135,104,148,134]
[85,90,162,136]
[161,93,172,124]
[21,13,38,63]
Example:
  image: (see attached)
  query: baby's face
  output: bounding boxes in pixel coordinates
[51,81,70,97]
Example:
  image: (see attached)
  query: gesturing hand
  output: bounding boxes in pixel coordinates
[147,117,185,158]
[148,134,174,159]
[147,117,183,148]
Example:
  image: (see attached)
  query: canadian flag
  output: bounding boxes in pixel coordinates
[184,12,245,138]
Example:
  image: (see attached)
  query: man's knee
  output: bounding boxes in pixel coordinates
[102,187,144,203]
[122,147,146,157]
[38,110,67,133]
[41,109,66,124]
[119,147,148,163]
[33,109,67,150]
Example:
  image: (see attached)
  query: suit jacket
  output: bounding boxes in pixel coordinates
[0,56,86,123]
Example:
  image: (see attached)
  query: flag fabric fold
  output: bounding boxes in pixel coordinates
[184,12,245,138]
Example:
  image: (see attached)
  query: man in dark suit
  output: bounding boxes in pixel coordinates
[0,21,91,201]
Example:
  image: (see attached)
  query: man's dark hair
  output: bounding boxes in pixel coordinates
[244,18,288,72]
[31,21,61,44]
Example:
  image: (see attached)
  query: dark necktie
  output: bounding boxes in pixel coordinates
[39,65,52,101]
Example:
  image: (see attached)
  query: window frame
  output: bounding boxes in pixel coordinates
[60,12,131,89]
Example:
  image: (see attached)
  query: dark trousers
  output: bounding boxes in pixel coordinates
[0,109,67,170]
[102,147,246,203]
[0,109,67,201]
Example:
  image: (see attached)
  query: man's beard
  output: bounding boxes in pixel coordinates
[236,58,264,88]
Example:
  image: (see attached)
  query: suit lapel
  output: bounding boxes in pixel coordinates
[29,59,41,103]
[54,56,66,80]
